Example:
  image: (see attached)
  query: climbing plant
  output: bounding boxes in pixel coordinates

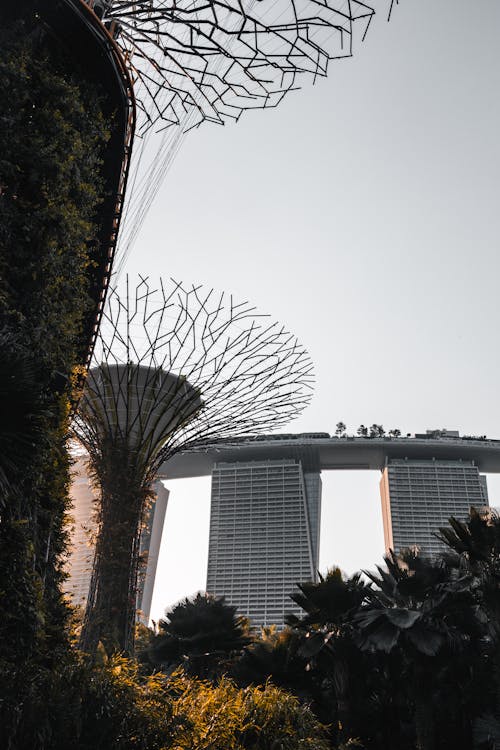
[0,16,109,665]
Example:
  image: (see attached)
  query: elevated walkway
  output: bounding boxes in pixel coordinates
[3,0,135,372]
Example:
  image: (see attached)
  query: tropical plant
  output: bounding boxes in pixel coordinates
[287,568,372,743]
[146,593,251,678]
[436,507,500,579]
[233,626,314,702]
[436,508,500,745]
[0,9,108,673]
[0,330,47,499]
[169,670,331,750]
[0,651,181,750]
[354,549,480,750]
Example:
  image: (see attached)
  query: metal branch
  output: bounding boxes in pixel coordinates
[83,0,374,133]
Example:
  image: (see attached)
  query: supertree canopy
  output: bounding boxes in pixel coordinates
[86,0,374,133]
[73,277,313,654]
[80,0,375,269]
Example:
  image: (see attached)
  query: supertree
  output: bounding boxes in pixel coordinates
[84,0,374,134]
[76,0,375,270]
[73,277,314,654]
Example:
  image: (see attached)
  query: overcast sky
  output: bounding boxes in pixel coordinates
[121,0,500,623]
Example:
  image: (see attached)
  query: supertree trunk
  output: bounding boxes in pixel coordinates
[80,445,151,654]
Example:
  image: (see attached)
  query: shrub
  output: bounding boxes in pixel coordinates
[169,671,331,750]
[0,654,180,750]
[0,656,330,750]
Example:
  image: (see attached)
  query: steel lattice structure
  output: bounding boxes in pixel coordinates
[74,277,313,653]
[85,0,374,133]
[79,0,376,273]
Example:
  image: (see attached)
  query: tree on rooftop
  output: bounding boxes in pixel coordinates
[388,429,401,438]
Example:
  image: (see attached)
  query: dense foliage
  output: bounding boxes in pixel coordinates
[0,17,343,750]
[0,653,331,750]
[146,593,251,678]
[170,671,330,750]
[1,10,498,750]
[0,17,108,666]
[229,510,500,750]
[137,515,500,750]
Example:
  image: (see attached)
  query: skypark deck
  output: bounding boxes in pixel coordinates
[159,432,500,479]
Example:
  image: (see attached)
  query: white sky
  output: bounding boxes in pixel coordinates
[120,0,500,624]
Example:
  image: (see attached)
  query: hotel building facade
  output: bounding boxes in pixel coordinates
[380,456,489,558]
[206,458,321,628]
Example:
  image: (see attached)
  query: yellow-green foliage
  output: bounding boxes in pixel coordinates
[169,670,331,750]
[78,657,178,750]
[1,656,331,750]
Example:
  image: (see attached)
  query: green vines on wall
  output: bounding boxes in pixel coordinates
[0,18,110,664]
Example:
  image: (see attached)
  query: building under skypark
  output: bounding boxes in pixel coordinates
[160,430,496,626]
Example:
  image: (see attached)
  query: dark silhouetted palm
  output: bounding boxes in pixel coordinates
[233,626,314,702]
[437,508,500,743]
[355,549,477,750]
[436,507,500,574]
[287,568,371,743]
[146,592,250,678]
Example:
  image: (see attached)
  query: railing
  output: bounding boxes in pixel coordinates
[65,0,136,372]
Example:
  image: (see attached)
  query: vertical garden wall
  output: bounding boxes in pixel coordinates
[0,12,110,665]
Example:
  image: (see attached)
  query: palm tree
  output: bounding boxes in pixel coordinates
[233,627,314,702]
[354,549,478,750]
[436,507,500,577]
[436,508,500,744]
[146,593,251,678]
[287,568,371,743]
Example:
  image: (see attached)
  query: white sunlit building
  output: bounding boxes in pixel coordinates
[380,456,489,558]
[206,459,321,628]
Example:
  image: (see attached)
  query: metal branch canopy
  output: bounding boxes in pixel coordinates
[86,0,374,132]
[75,276,314,472]
[73,277,314,653]
[80,0,375,273]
